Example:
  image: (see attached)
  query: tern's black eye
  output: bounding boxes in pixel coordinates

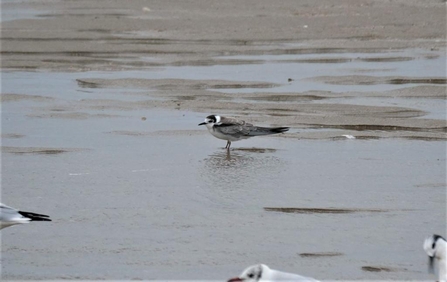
[248,273,254,278]
[432,242,436,249]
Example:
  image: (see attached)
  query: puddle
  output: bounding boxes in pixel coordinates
[263,207,388,214]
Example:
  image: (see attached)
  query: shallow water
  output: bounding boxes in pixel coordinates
[2,125,445,280]
[3,48,446,120]
[1,47,446,280]
[1,0,42,22]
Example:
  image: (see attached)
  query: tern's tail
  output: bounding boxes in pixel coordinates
[248,126,289,136]
[18,211,52,222]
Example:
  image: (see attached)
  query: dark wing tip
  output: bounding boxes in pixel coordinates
[31,217,52,222]
[18,211,52,221]
[272,127,289,133]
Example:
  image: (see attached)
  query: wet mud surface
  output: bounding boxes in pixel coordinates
[312,76,447,86]
[2,146,84,155]
[1,0,446,281]
[299,252,344,258]
[263,207,388,214]
[361,266,400,273]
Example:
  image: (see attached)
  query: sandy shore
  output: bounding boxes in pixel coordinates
[2,0,446,69]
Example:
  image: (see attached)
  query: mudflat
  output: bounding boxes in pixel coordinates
[2,0,446,138]
[1,0,446,280]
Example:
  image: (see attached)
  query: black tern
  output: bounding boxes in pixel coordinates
[198,115,289,149]
[423,234,446,281]
[227,264,319,282]
[0,203,51,230]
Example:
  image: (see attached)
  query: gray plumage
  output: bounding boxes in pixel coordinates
[199,115,289,149]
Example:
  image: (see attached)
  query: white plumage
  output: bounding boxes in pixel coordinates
[424,234,446,282]
[0,203,51,230]
[228,264,319,282]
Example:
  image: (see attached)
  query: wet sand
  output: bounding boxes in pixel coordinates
[1,0,446,281]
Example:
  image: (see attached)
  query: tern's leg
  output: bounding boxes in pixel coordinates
[225,140,231,149]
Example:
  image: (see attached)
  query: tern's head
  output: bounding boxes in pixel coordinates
[424,234,446,273]
[228,264,268,282]
[198,115,221,129]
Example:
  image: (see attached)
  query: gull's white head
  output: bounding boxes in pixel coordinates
[423,234,446,280]
[198,115,221,129]
[228,264,269,282]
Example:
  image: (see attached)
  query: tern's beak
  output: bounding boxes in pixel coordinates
[227,278,243,282]
[428,255,435,273]
[198,122,206,126]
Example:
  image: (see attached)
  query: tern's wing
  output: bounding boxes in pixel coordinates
[0,203,20,217]
[0,203,51,224]
[18,211,51,221]
[214,117,253,137]
[0,203,17,212]
[246,126,289,136]
[214,123,253,137]
[0,204,29,224]
[218,117,250,126]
